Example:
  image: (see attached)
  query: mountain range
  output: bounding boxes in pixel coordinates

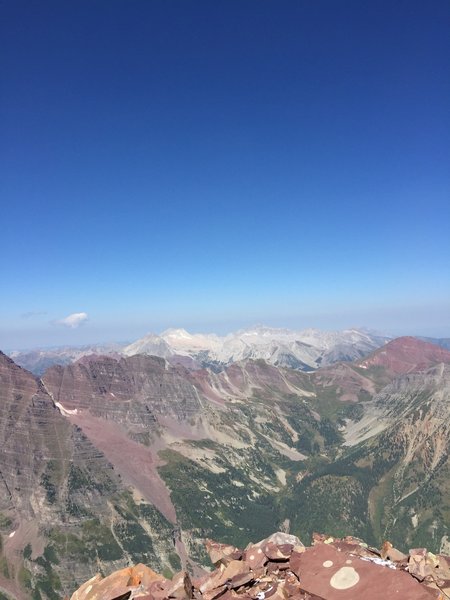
[9,326,390,375]
[0,334,450,600]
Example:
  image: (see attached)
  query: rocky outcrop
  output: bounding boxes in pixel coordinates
[70,532,450,600]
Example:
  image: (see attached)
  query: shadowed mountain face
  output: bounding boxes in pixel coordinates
[1,337,450,599]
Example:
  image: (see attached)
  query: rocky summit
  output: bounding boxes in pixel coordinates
[70,531,450,600]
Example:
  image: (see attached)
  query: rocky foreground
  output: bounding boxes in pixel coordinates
[70,532,450,600]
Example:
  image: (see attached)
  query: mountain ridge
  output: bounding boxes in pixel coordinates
[1,336,450,599]
[8,326,391,375]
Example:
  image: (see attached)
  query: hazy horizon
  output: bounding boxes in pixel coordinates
[4,309,450,352]
[2,1,449,350]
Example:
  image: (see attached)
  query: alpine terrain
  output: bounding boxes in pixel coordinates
[0,335,449,600]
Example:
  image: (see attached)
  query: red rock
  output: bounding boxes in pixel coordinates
[202,586,227,600]
[199,568,227,594]
[292,544,439,599]
[243,544,268,570]
[262,542,293,561]
[221,560,250,582]
[168,571,193,599]
[409,549,430,581]
[70,532,450,600]
[206,541,242,567]
[70,565,165,600]
[261,533,303,549]
[289,550,306,576]
[264,582,287,600]
[283,572,303,597]
[380,541,407,562]
[229,571,254,589]
[357,337,450,375]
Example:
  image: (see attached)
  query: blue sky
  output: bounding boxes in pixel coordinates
[1,0,449,348]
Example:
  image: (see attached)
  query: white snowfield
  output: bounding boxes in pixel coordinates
[54,401,78,417]
[123,326,389,370]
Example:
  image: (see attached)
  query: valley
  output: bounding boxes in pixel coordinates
[0,334,449,599]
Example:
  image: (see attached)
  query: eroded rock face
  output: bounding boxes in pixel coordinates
[0,352,74,516]
[0,353,183,599]
[70,532,450,600]
[43,355,202,426]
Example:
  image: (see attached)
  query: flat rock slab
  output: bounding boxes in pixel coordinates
[292,544,439,600]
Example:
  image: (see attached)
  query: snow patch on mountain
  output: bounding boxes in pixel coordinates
[124,326,390,371]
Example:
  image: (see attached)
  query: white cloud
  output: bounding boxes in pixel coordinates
[58,312,88,329]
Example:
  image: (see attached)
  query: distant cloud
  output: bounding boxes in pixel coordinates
[21,311,48,319]
[57,312,89,328]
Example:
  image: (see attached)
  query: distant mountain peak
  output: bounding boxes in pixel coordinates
[160,327,192,338]
[358,335,450,374]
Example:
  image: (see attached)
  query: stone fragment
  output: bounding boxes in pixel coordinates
[409,548,430,581]
[293,544,439,599]
[199,567,226,594]
[263,581,288,600]
[70,565,165,600]
[289,550,306,578]
[283,571,302,597]
[133,564,168,589]
[221,560,250,582]
[229,571,254,589]
[206,540,242,567]
[380,541,407,562]
[70,574,102,600]
[261,542,293,561]
[142,579,174,600]
[202,585,227,600]
[261,532,304,549]
[266,561,289,575]
[70,532,450,600]
[168,571,193,599]
[243,544,268,570]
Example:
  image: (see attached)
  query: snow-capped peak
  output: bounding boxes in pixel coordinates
[124,326,390,371]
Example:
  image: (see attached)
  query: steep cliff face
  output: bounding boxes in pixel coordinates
[43,355,202,437]
[0,352,71,517]
[0,353,183,600]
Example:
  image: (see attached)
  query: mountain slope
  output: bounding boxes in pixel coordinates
[358,336,450,374]
[0,353,183,600]
[287,362,450,553]
[8,344,123,376]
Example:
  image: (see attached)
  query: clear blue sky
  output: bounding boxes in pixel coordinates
[1,0,449,348]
